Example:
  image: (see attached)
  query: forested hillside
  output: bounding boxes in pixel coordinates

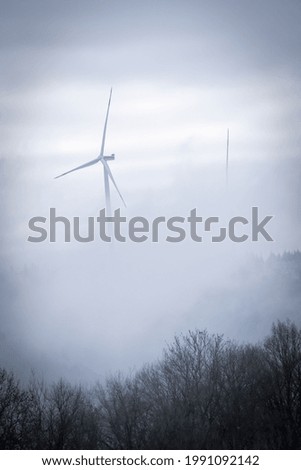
[1,252,300,449]
[189,251,301,339]
[1,319,301,450]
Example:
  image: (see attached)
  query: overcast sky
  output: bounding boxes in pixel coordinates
[1,0,301,382]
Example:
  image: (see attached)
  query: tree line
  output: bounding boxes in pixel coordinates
[0,320,301,449]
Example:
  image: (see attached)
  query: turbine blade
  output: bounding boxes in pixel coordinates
[226,128,230,185]
[100,88,112,157]
[55,158,99,179]
[101,159,126,207]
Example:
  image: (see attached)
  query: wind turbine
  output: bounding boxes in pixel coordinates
[55,88,126,215]
[226,128,230,186]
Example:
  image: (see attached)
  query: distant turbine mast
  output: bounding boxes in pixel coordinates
[226,128,230,186]
[55,88,126,216]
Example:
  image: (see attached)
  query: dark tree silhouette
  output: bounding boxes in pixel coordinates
[1,319,301,449]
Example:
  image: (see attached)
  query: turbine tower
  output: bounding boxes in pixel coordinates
[226,128,230,186]
[55,88,126,215]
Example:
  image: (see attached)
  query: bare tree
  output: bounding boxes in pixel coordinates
[0,368,31,449]
[95,373,149,449]
[263,320,301,448]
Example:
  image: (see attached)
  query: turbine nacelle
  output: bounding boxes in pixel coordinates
[103,154,115,161]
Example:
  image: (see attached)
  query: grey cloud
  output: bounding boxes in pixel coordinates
[1,0,301,93]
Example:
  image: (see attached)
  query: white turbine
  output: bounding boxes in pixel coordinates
[226,128,230,186]
[55,88,126,215]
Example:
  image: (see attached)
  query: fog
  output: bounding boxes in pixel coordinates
[0,0,300,382]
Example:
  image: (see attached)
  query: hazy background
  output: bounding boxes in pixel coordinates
[1,0,300,382]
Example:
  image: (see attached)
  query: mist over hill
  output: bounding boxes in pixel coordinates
[188,251,301,342]
[1,250,300,382]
